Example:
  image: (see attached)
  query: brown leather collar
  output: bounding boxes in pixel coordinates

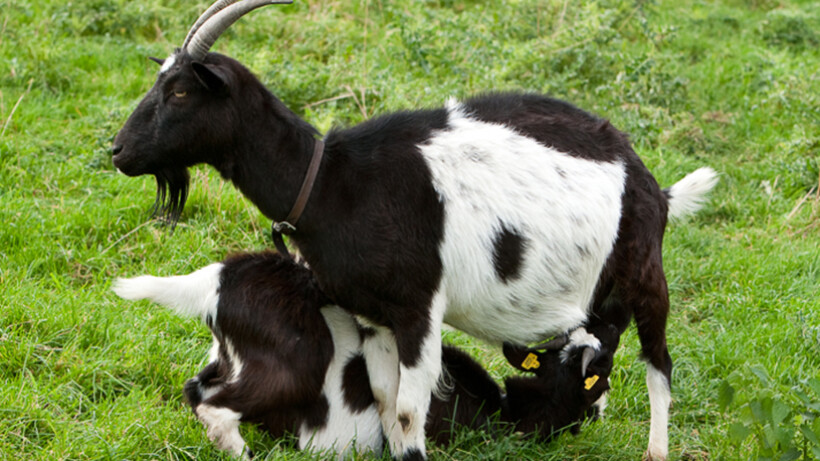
[273,138,324,236]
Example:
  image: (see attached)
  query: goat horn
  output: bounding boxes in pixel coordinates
[580,347,596,377]
[530,334,570,352]
[182,0,242,50]
[186,0,293,61]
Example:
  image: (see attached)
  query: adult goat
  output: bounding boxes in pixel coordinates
[111,1,718,459]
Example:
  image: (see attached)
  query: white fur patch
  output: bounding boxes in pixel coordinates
[112,263,223,324]
[196,404,247,459]
[646,364,671,461]
[560,326,602,363]
[159,54,176,74]
[360,325,401,454]
[299,307,383,458]
[666,167,718,220]
[394,290,447,456]
[199,382,223,403]
[222,337,244,383]
[207,335,221,364]
[422,100,626,344]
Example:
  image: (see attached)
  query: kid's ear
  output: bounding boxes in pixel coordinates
[149,56,165,66]
[192,61,228,92]
[503,342,544,373]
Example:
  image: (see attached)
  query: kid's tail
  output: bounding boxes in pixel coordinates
[112,263,223,322]
[664,167,719,220]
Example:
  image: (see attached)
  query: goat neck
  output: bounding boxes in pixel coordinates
[161,50,322,228]
[223,79,321,226]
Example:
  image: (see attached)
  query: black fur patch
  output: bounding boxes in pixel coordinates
[398,413,411,432]
[356,323,377,340]
[460,92,630,163]
[341,355,376,413]
[300,107,449,368]
[303,393,330,430]
[402,447,425,461]
[491,224,526,283]
[182,378,203,409]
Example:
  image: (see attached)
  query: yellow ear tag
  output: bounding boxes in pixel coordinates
[521,353,540,370]
[584,375,600,390]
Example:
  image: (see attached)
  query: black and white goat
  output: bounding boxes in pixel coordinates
[113,251,616,458]
[113,252,383,459]
[111,1,718,459]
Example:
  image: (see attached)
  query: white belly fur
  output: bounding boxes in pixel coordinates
[422,100,626,344]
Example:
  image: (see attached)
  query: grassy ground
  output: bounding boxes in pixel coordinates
[1,0,818,459]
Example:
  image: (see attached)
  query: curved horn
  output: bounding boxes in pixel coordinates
[580,347,596,377]
[182,0,242,50]
[186,0,293,61]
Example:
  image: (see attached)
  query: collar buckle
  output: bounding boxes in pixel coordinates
[273,220,297,234]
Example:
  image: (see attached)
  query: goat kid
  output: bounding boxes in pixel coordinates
[428,324,620,446]
[113,251,616,458]
[111,1,719,459]
[499,323,621,439]
[113,252,383,459]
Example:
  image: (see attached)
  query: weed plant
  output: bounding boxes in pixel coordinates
[1,0,818,459]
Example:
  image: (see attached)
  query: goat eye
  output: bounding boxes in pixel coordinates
[174,91,188,98]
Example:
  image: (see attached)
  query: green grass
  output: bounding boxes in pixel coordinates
[1,0,818,459]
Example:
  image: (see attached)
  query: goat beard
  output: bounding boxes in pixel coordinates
[152,167,190,229]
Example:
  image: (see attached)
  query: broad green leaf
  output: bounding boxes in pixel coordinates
[774,425,794,447]
[751,399,768,423]
[729,422,751,444]
[800,423,820,446]
[771,398,791,425]
[718,380,735,411]
[762,423,777,449]
[777,448,800,461]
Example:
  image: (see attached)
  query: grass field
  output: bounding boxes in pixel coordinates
[1,0,819,459]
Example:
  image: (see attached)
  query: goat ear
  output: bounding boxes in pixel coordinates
[192,61,228,92]
[503,342,544,373]
[149,56,165,66]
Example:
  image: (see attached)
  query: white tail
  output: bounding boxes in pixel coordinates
[666,167,719,220]
[112,263,224,322]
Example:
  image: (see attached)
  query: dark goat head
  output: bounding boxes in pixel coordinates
[500,326,620,439]
[112,0,292,225]
[502,324,619,402]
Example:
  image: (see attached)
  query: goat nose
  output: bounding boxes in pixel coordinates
[112,144,123,156]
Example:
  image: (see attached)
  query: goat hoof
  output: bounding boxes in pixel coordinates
[643,450,667,461]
